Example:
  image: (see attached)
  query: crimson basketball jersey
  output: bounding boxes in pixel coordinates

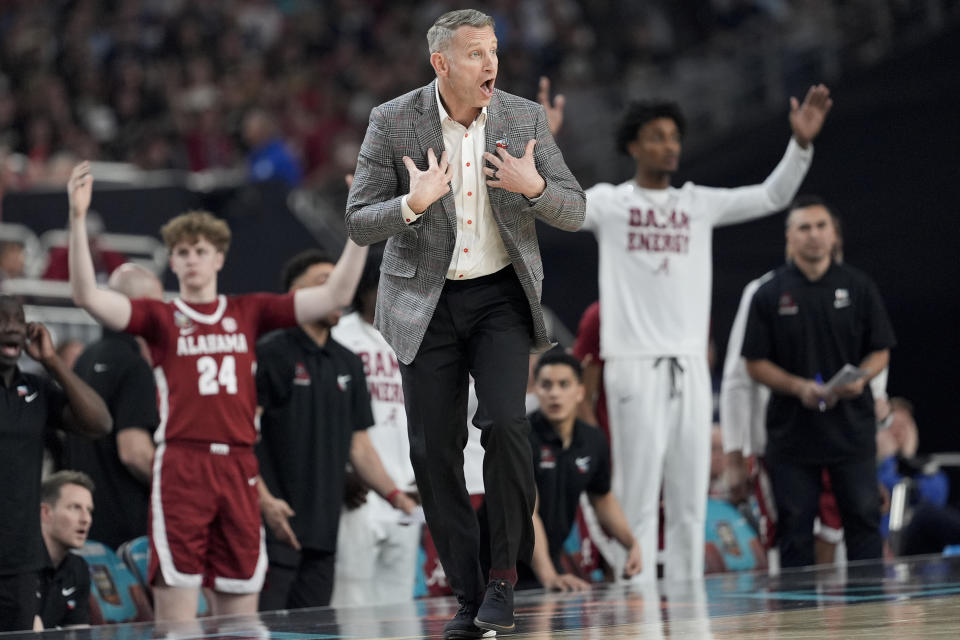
[127,294,296,445]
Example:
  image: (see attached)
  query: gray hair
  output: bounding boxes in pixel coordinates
[427,9,495,54]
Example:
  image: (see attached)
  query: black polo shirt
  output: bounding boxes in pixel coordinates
[742,261,896,463]
[256,327,374,557]
[529,411,612,565]
[64,332,159,549]
[38,543,90,628]
[0,368,66,575]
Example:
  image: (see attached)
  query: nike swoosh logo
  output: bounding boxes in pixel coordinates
[179,326,197,335]
[24,392,39,403]
[61,586,77,596]
[93,363,109,373]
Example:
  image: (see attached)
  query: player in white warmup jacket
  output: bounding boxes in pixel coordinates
[330,266,421,606]
[542,79,834,581]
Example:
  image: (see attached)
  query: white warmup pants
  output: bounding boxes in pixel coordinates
[605,355,713,582]
[330,499,422,606]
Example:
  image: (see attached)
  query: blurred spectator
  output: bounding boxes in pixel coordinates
[876,397,951,546]
[42,212,127,283]
[242,109,302,187]
[63,264,162,550]
[0,240,26,280]
[38,470,94,630]
[0,1,944,195]
[875,397,960,555]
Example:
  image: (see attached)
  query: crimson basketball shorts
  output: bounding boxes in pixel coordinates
[148,441,266,593]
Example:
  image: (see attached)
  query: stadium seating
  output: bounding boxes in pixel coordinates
[117,536,210,617]
[72,540,153,623]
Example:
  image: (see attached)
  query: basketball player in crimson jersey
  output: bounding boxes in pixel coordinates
[65,161,367,621]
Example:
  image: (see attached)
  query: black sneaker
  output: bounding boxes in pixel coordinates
[444,598,497,639]
[474,579,515,633]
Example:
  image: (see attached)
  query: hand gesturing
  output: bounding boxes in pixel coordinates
[789,84,833,148]
[403,148,452,214]
[484,139,546,200]
[537,76,565,137]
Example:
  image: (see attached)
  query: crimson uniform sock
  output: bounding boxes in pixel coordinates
[489,568,518,586]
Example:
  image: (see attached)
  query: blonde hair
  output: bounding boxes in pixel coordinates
[160,210,231,254]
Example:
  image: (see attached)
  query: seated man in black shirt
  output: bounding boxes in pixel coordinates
[39,470,95,629]
[521,351,641,591]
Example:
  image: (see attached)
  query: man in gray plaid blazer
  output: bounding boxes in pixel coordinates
[346,9,584,638]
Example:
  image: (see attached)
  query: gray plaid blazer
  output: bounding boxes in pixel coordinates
[345,80,585,365]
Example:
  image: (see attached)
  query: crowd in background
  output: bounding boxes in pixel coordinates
[0,0,954,197]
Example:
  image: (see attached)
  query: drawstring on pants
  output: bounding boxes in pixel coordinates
[654,357,685,398]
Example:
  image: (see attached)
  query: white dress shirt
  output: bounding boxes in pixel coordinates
[401,84,510,280]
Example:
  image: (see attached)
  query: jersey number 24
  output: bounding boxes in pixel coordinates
[197,355,238,395]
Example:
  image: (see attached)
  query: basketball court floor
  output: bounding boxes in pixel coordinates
[6,554,960,639]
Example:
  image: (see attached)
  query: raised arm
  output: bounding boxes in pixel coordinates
[709,85,832,227]
[293,238,367,324]
[67,162,132,331]
[27,322,111,437]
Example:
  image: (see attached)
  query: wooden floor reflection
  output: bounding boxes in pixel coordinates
[5,554,960,639]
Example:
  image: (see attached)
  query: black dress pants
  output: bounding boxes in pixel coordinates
[767,454,882,568]
[400,267,537,604]
[259,546,335,611]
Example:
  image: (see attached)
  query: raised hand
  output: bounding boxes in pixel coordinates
[25,322,56,365]
[403,148,452,214]
[537,76,565,137]
[484,139,545,199]
[67,162,93,221]
[789,84,833,148]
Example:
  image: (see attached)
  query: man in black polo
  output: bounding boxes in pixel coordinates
[482,351,642,591]
[38,471,95,629]
[255,250,417,611]
[0,295,111,631]
[64,264,162,549]
[743,196,895,568]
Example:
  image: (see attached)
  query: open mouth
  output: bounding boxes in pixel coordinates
[480,78,495,97]
[0,340,21,359]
